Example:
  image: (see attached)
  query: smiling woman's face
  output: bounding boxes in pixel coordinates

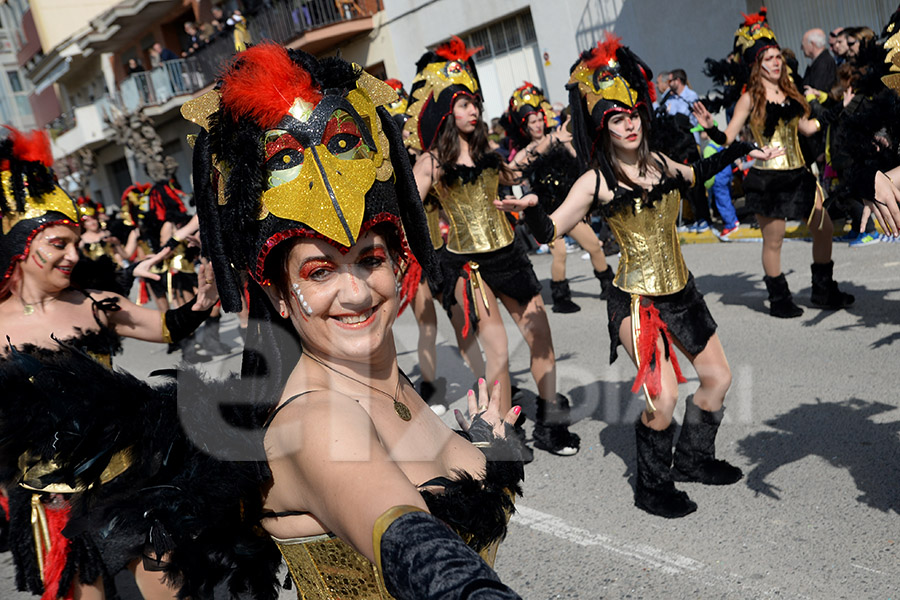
[20,225,80,291]
[274,229,400,362]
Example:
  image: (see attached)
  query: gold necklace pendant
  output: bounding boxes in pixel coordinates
[393,399,412,421]
[23,304,34,316]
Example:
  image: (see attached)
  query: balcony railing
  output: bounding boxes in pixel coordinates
[191,0,381,85]
[113,0,381,114]
[117,58,207,112]
[49,109,76,136]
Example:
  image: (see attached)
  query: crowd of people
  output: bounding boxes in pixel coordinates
[1,4,899,600]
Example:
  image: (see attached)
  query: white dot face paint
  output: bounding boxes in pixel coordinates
[292,282,314,316]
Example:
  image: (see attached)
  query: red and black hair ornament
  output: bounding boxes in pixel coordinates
[0,127,78,286]
[502,82,557,150]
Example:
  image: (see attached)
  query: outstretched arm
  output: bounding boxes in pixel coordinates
[412,152,440,202]
[692,93,752,146]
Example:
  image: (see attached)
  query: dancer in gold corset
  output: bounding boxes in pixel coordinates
[407,38,580,458]
[500,34,779,517]
[695,8,854,318]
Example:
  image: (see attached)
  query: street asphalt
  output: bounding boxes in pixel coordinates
[3,229,899,599]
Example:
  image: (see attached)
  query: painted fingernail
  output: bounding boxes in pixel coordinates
[467,389,475,396]
[478,377,485,385]
[494,380,499,386]
[513,406,522,416]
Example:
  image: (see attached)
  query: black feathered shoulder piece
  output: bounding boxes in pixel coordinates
[439,151,504,186]
[418,423,524,553]
[523,143,582,212]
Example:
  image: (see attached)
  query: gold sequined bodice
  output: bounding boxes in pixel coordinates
[275,530,501,600]
[434,168,515,254]
[604,186,689,296]
[749,115,805,170]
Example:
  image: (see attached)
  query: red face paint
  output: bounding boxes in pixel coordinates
[297,259,335,281]
[31,251,47,268]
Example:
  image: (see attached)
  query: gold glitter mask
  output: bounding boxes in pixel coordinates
[568,60,639,115]
[259,87,391,247]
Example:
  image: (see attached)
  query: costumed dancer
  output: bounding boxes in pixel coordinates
[386,78,485,413]
[695,9,855,318]
[502,34,773,517]
[184,44,525,598]
[72,196,139,296]
[505,82,613,313]
[835,6,900,238]
[0,127,217,599]
[407,37,580,457]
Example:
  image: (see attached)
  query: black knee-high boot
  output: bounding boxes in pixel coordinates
[550,279,580,313]
[593,266,614,300]
[810,261,854,309]
[763,273,804,318]
[672,396,743,485]
[634,420,697,518]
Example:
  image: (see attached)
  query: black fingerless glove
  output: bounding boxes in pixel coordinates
[162,298,212,343]
[379,509,522,600]
[704,126,728,146]
[691,141,755,186]
[523,203,556,244]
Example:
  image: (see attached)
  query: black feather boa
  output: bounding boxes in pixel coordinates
[758,98,806,139]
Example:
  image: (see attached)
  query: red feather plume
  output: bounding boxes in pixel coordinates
[385,78,404,91]
[586,32,623,70]
[221,43,322,129]
[741,7,767,26]
[435,35,482,62]
[4,126,53,167]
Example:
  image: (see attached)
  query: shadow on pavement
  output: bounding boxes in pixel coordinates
[736,397,900,513]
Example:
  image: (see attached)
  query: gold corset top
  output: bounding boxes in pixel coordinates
[749,114,805,170]
[604,185,689,296]
[274,531,501,600]
[434,168,515,254]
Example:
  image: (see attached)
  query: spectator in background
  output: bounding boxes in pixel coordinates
[842,26,876,60]
[831,28,849,65]
[663,69,711,232]
[149,42,178,67]
[801,28,837,93]
[126,58,145,74]
[701,135,740,238]
[654,70,670,109]
[182,21,210,56]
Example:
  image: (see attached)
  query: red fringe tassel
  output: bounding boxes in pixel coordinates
[631,301,687,398]
[41,502,73,600]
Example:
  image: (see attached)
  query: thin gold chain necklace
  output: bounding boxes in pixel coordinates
[302,351,411,421]
[18,295,59,316]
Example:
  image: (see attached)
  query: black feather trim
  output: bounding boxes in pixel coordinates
[701,57,748,113]
[759,98,805,138]
[599,174,688,218]
[419,435,523,553]
[439,152,504,186]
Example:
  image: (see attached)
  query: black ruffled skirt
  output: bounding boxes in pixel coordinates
[742,167,817,221]
[440,233,542,321]
[606,273,717,364]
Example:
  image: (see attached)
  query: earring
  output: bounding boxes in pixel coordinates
[280,309,288,318]
[292,283,313,316]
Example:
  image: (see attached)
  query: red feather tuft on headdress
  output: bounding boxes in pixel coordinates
[638,65,656,102]
[385,78,404,91]
[435,35,482,62]
[4,126,53,167]
[741,7,767,26]
[221,43,322,129]
[586,32,623,70]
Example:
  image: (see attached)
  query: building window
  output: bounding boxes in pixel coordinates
[462,10,536,63]
[7,70,22,93]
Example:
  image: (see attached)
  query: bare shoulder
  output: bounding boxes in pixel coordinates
[264,389,373,455]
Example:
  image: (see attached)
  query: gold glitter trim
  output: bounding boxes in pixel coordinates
[180,89,220,132]
[1,171,79,235]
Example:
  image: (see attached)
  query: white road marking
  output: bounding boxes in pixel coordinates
[850,563,888,576]
[511,504,813,599]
